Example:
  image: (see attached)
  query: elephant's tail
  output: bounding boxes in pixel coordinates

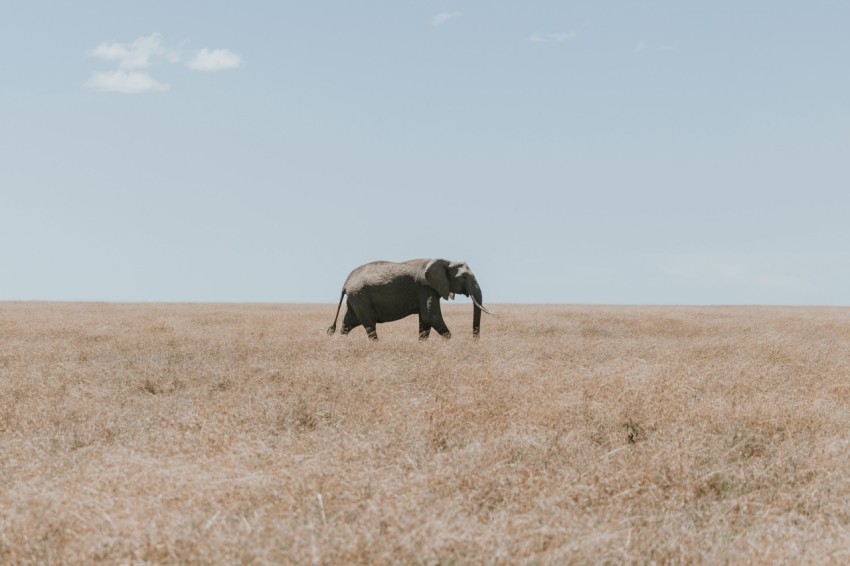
[327,289,346,335]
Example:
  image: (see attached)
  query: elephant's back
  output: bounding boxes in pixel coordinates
[343,261,417,294]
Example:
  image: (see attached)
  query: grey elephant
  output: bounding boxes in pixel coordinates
[327,259,492,341]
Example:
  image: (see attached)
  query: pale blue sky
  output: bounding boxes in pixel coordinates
[2,2,849,304]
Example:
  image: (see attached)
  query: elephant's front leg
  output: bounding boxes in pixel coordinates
[425,296,451,339]
[418,314,431,341]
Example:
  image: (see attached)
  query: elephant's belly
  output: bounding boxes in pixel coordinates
[371,294,419,323]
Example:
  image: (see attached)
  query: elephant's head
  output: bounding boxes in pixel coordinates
[424,259,492,337]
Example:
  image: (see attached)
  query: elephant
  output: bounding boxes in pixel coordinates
[327,259,493,341]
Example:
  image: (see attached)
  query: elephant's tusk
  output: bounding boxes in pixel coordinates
[449,292,455,300]
[471,295,495,316]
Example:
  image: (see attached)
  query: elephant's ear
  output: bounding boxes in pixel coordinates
[425,259,451,300]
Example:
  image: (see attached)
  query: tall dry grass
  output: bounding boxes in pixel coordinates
[1,302,850,563]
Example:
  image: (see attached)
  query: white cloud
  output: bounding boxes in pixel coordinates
[91,33,169,69]
[432,12,462,26]
[634,40,647,52]
[528,32,576,43]
[85,70,170,94]
[185,48,242,72]
[87,34,241,93]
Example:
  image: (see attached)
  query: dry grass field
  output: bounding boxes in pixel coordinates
[2,302,850,564]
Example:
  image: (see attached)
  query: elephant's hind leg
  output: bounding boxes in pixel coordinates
[353,316,377,340]
[346,295,378,341]
[352,311,377,340]
[340,309,361,336]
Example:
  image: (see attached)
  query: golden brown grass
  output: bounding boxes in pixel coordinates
[2,302,850,563]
